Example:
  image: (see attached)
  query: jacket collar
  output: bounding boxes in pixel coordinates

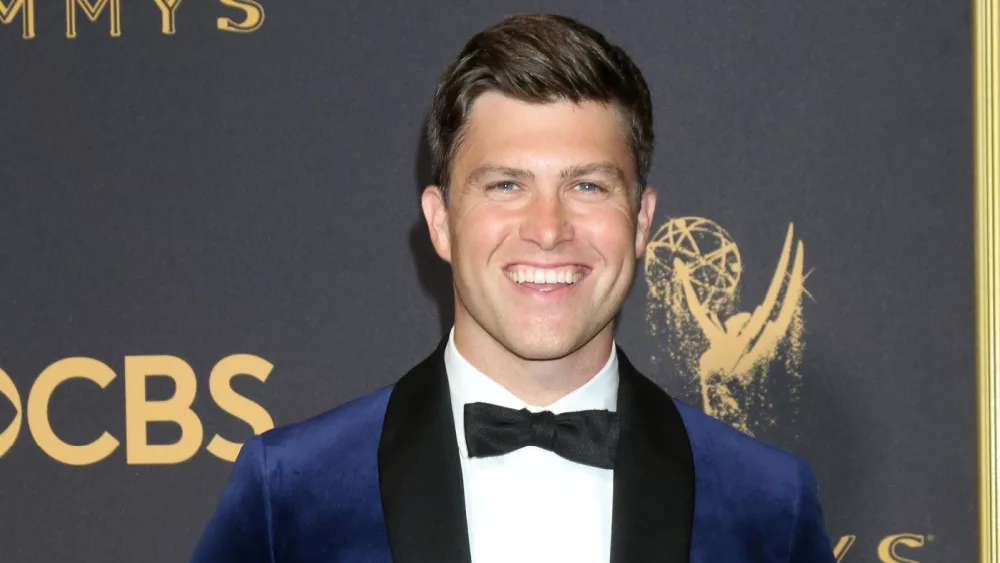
[377,340,694,563]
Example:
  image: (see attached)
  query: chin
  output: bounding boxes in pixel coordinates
[502,332,579,362]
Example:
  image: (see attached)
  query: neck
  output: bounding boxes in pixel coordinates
[452,316,615,407]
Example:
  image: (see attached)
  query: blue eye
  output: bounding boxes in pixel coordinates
[576,182,604,193]
[491,181,518,193]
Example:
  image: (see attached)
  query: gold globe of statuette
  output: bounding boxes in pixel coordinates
[645,217,742,312]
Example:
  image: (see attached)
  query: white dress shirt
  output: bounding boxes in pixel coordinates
[445,329,619,563]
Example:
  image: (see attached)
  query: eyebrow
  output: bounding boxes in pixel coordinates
[558,162,627,185]
[463,162,627,187]
[464,165,535,187]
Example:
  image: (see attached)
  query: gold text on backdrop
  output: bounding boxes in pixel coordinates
[0,354,273,464]
[0,0,265,39]
[834,533,928,562]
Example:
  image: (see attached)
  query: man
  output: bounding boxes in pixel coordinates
[192,14,835,563]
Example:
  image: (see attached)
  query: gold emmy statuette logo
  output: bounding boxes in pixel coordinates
[645,217,808,435]
[0,366,23,458]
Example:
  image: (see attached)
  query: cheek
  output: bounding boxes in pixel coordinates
[582,212,637,263]
[453,208,514,266]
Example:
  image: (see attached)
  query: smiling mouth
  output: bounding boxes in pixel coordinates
[503,265,589,290]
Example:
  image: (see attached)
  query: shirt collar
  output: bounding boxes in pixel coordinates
[445,327,619,457]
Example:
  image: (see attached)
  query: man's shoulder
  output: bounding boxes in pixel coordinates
[255,384,394,462]
[621,351,808,479]
[671,397,809,484]
[669,398,831,559]
[211,385,396,553]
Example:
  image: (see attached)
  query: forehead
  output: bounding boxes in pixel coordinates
[453,92,634,182]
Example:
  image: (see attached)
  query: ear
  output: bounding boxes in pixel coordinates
[634,186,657,257]
[421,185,452,263]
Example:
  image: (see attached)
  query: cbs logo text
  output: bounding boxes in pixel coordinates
[0,354,272,465]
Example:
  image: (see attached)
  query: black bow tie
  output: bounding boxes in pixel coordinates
[463,402,620,469]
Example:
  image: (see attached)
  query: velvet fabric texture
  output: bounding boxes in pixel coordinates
[192,347,834,562]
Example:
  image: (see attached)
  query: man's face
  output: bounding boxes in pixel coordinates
[422,92,656,361]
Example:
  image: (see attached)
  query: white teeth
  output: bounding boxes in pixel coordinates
[505,267,585,285]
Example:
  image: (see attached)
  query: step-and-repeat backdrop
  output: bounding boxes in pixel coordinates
[0,1,973,561]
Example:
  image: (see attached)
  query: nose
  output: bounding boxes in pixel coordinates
[518,192,574,250]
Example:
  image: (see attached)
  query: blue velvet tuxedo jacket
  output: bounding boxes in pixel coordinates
[192,343,835,562]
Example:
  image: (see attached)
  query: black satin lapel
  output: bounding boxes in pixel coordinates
[610,348,694,563]
[378,340,472,563]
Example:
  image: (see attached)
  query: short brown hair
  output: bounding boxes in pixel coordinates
[426,14,654,203]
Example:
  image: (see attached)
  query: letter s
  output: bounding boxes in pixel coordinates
[217,0,263,33]
[877,533,925,563]
[205,354,274,462]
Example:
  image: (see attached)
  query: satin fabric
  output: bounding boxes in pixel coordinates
[462,402,621,469]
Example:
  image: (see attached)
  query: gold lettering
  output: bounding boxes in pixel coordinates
[0,367,24,458]
[65,0,120,38]
[217,0,263,33]
[205,354,274,462]
[833,535,856,562]
[26,358,120,465]
[877,533,925,563]
[124,355,203,464]
[152,0,181,35]
[0,0,34,39]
